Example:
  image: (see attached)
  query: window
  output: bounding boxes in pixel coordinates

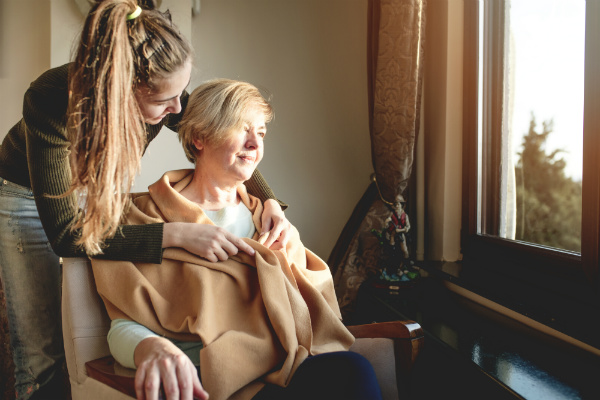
[462,0,600,348]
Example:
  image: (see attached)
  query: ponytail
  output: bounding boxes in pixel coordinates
[67,0,192,254]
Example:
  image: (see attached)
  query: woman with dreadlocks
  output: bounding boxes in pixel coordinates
[0,2,290,398]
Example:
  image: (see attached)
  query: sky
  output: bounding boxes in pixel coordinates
[508,0,586,181]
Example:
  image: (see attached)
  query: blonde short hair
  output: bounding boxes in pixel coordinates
[178,79,273,163]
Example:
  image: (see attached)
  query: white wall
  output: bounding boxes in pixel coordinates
[0,0,52,137]
[50,0,85,67]
[186,0,373,258]
[0,0,372,260]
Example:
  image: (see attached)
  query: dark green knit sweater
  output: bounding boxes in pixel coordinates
[0,64,280,264]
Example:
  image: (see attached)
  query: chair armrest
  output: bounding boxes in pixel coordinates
[348,321,424,373]
[85,321,425,399]
[347,320,423,339]
[86,357,136,399]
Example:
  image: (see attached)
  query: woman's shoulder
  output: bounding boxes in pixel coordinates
[29,63,71,93]
[23,63,71,122]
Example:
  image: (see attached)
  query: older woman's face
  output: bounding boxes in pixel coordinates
[195,106,266,184]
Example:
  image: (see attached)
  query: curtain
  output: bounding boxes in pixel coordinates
[330,0,426,320]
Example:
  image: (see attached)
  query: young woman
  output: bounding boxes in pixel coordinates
[93,79,382,400]
[0,1,290,399]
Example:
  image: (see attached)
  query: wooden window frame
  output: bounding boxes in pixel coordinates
[461,0,600,347]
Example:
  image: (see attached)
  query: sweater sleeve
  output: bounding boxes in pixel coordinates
[23,65,165,263]
[245,169,288,210]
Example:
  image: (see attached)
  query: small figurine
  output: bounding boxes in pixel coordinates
[371,203,419,287]
[384,205,410,260]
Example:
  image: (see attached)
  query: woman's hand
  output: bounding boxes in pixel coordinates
[134,337,208,400]
[258,199,292,249]
[163,222,255,262]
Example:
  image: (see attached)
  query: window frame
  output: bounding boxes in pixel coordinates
[461,0,600,346]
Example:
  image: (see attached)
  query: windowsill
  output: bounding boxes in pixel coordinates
[420,260,600,351]
[432,270,600,358]
[352,267,600,400]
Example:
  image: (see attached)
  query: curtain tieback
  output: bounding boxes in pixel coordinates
[370,173,401,209]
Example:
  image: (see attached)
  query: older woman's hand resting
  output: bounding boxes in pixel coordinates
[134,337,208,400]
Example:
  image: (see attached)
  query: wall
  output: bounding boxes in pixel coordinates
[0,0,372,260]
[422,0,463,261]
[184,0,372,258]
[0,0,52,138]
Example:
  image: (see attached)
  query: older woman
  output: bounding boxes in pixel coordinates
[92,80,382,400]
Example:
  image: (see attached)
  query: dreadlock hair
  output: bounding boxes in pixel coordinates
[67,0,192,254]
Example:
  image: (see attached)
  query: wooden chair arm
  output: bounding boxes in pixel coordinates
[347,320,423,339]
[86,357,136,398]
[85,321,425,399]
[348,320,425,374]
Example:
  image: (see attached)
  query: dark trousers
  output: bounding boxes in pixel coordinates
[252,351,383,400]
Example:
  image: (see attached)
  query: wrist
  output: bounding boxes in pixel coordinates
[134,336,178,367]
[264,197,288,211]
[162,222,185,248]
[263,198,279,210]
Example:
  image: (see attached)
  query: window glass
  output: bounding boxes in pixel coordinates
[480,0,585,253]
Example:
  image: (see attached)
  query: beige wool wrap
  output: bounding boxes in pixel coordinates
[91,170,354,400]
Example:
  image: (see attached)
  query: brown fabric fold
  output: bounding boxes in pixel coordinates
[92,170,354,400]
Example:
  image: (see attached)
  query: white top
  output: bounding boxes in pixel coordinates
[203,200,256,239]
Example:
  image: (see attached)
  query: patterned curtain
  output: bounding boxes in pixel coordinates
[331,0,426,320]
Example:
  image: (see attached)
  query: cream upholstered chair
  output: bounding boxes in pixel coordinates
[61,257,132,400]
[62,257,423,400]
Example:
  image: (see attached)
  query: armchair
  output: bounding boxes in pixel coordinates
[62,257,424,399]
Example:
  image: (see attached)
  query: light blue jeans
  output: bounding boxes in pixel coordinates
[0,177,64,400]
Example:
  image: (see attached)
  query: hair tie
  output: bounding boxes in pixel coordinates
[126,5,142,20]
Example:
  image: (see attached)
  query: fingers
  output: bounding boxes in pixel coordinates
[199,228,236,262]
[205,240,232,263]
[160,356,182,400]
[135,361,161,400]
[135,353,206,400]
[174,362,192,400]
[134,364,148,400]
[259,199,293,249]
[225,231,255,257]
[203,230,254,262]
[184,225,254,262]
[193,382,209,400]
[188,362,209,400]
[274,223,291,248]
[260,215,291,249]
[259,214,277,248]
[261,224,283,249]
[257,232,269,245]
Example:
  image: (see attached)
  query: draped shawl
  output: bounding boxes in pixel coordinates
[91,170,354,400]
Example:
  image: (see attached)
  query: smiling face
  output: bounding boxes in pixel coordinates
[194,106,267,186]
[135,60,192,125]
